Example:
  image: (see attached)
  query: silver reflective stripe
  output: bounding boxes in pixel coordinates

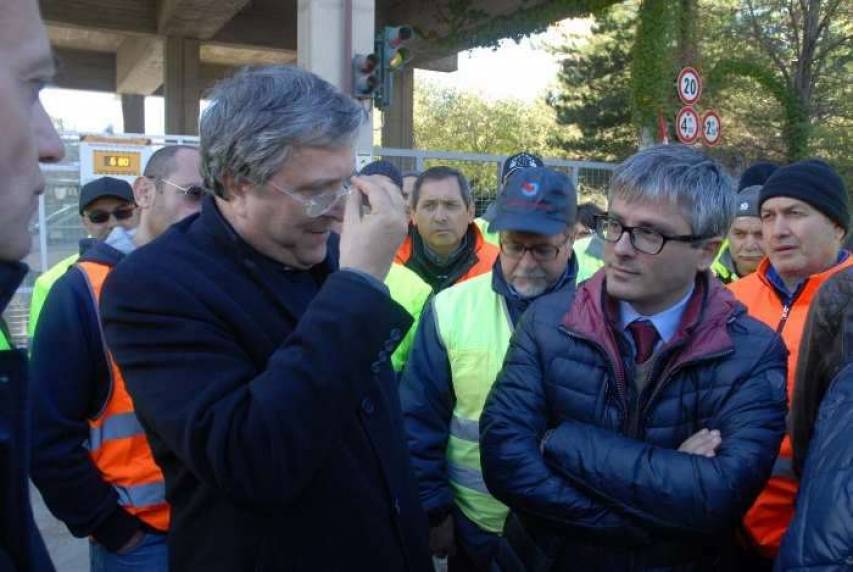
[771,456,795,479]
[450,415,479,443]
[89,412,145,451]
[448,462,490,495]
[114,481,165,507]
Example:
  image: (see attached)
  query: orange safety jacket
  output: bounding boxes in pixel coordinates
[394,223,499,287]
[729,254,853,556]
[78,261,170,532]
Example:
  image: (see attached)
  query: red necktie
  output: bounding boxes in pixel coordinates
[628,320,660,364]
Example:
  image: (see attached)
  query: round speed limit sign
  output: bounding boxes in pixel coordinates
[675,107,700,144]
[677,67,702,105]
[702,110,722,146]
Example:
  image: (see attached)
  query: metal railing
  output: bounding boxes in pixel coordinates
[4,134,616,347]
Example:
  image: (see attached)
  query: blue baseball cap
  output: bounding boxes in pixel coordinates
[487,167,577,236]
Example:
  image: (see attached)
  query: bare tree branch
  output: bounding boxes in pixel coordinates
[789,0,802,52]
[815,0,844,44]
[745,0,792,83]
[813,33,853,77]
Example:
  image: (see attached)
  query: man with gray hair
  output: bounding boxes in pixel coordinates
[98,66,431,571]
[480,144,787,570]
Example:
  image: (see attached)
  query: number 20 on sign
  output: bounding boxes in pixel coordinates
[677,67,702,106]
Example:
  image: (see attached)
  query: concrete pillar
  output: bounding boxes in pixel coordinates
[164,36,200,135]
[298,0,375,161]
[121,94,146,134]
[381,67,415,172]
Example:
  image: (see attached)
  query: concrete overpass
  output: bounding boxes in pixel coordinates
[41,0,604,148]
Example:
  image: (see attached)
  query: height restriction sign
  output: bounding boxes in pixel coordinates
[677,66,702,106]
[676,106,700,144]
[702,110,722,146]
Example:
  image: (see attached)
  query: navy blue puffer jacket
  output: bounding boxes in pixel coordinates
[480,271,788,571]
[776,363,853,571]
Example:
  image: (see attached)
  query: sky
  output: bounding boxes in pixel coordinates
[40,18,592,136]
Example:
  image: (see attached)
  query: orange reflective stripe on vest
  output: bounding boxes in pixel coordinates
[77,261,170,532]
[729,255,853,556]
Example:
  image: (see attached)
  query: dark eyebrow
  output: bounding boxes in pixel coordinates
[610,213,678,235]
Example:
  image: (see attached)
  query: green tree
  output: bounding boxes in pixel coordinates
[547,3,638,161]
[412,81,565,210]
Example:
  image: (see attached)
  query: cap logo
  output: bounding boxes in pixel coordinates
[520,181,539,198]
[739,201,748,211]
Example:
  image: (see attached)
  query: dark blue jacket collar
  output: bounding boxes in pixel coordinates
[0,261,27,314]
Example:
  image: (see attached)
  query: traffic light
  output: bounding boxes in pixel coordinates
[382,26,413,72]
[352,53,379,99]
[373,25,414,110]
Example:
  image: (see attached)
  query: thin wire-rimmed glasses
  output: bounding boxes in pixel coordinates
[156,178,206,202]
[267,175,355,218]
[595,216,709,255]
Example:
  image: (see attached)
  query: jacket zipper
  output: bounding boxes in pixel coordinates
[558,325,629,426]
[775,279,808,335]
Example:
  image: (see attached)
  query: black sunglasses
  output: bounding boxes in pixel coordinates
[85,206,136,224]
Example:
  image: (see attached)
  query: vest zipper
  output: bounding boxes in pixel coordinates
[775,279,808,335]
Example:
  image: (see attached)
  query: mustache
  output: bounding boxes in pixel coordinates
[512,268,548,279]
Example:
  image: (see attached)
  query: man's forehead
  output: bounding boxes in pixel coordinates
[420,178,462,199]
[610,196,687,225]
[280,146,354,184]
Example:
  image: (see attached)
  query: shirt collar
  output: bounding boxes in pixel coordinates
[766,249,849,303]
[619,283,695,344]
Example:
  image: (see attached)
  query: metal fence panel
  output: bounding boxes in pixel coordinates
[3,136,615,347]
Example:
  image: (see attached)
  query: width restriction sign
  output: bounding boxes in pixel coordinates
[677,66,702,106]
[702,110,722,146]
[676,106,701,144]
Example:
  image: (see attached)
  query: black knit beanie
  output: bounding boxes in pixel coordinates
[738,161,778,191]
[360,160,403,190]
[759,159,849,231]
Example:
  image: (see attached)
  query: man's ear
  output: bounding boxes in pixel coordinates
[467,202,475,221]
[221,174,253,218]
[132,176,154,209]
[696,237,724,271]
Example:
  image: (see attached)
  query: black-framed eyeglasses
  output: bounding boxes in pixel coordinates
[158,178,206,202]
[594,215,708,255]
[500,238,568,262]
[85,206,137,224]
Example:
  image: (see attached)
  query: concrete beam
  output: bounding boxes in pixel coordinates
[116,36,164,95]
[54,48,116,92]
[121,94,145,133]
[418,54,458,73]
[158,0,251,40]
[200,44,296,67]
[164,37,201,135]
[40,0,157,34]
[212,8,297,51]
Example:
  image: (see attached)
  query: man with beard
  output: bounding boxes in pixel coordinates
[401,167,578,571]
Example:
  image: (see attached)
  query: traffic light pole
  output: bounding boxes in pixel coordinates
[297,0,375,164]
